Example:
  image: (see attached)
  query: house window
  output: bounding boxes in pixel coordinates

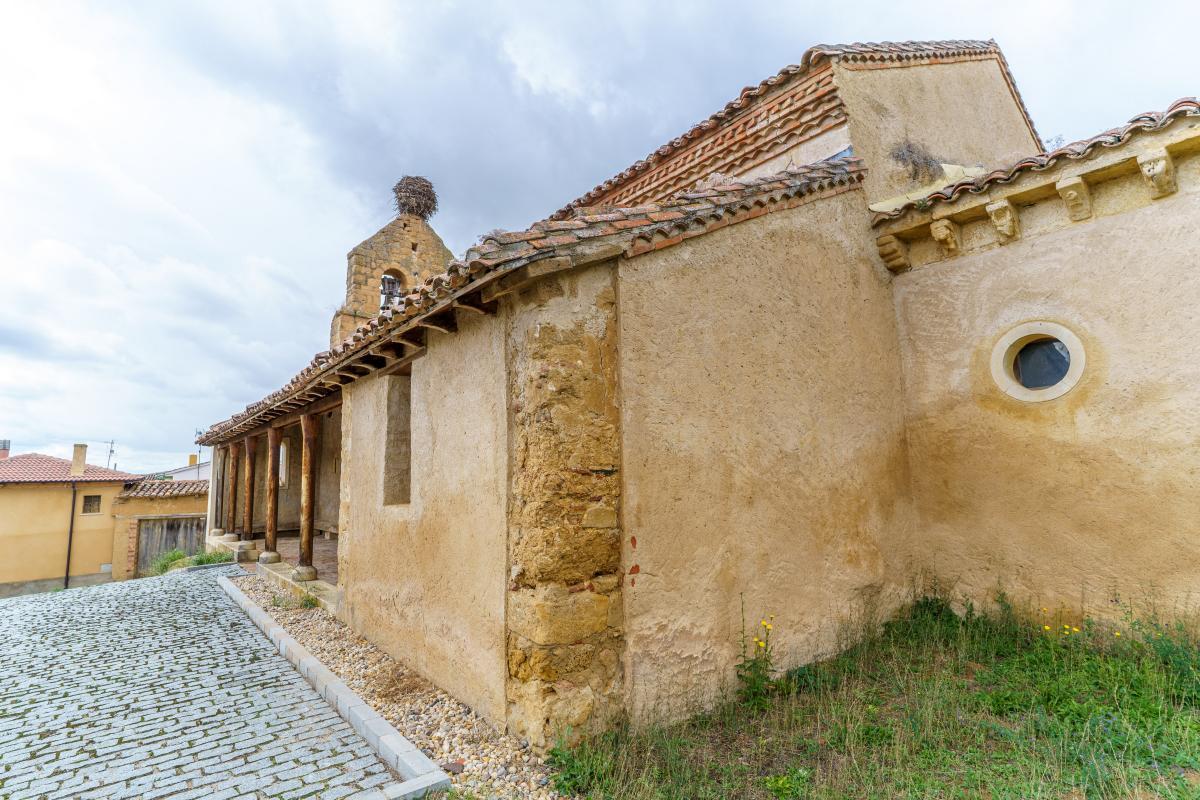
[383,375,412,505]
[278,441,288,487]
[81,495,101,514]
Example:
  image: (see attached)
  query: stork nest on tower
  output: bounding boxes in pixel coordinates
[393,176,438,220]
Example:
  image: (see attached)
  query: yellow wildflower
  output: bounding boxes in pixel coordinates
[758,641,766,649]
[1043,625,1051,631]
[1073,627,1080,633]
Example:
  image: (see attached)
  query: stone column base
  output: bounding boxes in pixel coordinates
[291,565,318,582]
[219,532,240,543]
[258,551,281,564]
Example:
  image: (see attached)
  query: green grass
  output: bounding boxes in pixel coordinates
[145,548,233,576]
[147,548,187,575]
[188,550,234,566]
[549,598,1200,800]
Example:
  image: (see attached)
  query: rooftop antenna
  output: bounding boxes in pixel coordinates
[104,440,115,469]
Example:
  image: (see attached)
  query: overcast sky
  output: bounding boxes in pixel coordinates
[1,0,1194,472]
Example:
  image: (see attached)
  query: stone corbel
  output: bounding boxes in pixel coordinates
[1055,176,1093,221]
[876,234,909,273]
[929,219,961,258]
[1137,149,1177,199]
[985,199,1020,244]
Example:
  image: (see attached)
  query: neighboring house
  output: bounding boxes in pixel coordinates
[199,40,1200,746]
[0,444,140,596]
[155,456,211,481]
[0,443,211,596]
[111,478,210,579]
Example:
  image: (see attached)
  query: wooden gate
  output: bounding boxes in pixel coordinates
[137,516,207,575]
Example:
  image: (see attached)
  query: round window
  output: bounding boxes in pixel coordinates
[990,322,1085,402]
[1013,337,1070,389]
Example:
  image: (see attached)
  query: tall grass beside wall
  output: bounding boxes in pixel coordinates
[550,597,1200,799]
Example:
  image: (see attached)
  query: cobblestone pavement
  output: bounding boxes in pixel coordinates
[0,567,396,800]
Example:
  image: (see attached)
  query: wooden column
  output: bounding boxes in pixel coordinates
[261,427,281,563]
[294,413,318,581]
[225,441,241,535]
[241,435,258,541]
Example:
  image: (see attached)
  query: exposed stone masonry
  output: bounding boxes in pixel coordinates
[330,214,454,347]
[504,268,625,748]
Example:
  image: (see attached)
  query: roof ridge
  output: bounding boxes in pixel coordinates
[200,158,868,443]
[552,39,1026,219]
[872,97,1200,225]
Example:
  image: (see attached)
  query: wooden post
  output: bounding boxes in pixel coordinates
[261,427,281,563]
[241,435,258,542]
[294,413,318,581]
[225,441,241,536]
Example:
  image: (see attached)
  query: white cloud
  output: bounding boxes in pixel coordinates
[0,0,1194,471]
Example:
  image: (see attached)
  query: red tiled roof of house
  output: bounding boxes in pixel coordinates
[0,453,142,484]
[119,479,209,499]
[199,158,867,444]
[871,97,1200,226]
[553,39,1037,219]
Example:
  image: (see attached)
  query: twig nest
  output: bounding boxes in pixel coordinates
[393,176,438,220]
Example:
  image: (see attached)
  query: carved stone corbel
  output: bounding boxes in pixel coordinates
[876,234,910,272]
[929,219,961,258]
[1055,176,1093,221]
[1137,149,1177,199]
[985,199,1020,244]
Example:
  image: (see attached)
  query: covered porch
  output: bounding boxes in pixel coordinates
[205,392,343,606]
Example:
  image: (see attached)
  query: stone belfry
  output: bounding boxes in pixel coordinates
[329,176,455,347]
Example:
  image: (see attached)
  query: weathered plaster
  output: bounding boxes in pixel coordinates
[617,190,917,723]
[894,184,1200,615]
[835,58,1040,204]
[337,309,510,724]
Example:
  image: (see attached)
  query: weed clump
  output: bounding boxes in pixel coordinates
[147,548,187,575]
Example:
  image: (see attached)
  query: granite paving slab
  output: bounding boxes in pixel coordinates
[0,566,396,800]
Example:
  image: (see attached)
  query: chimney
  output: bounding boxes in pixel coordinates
[71,443,87,476]
[188,453,198,467]
[0,440,9,460]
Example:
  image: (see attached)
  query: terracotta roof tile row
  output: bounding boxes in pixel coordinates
[0,453,142,484]
[199,158,867,443]
[554,39,1032,219]
[119,479,210,499]
[871,97,1200,225]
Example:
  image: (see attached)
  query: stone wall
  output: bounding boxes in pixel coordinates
[503,264,626,747]
[330,215,454,346]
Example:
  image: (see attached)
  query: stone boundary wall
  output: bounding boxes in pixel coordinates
[218,575,450,799]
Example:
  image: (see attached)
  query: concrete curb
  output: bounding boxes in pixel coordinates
[217,575,451,799]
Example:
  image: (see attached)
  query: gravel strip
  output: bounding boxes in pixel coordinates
[233,574,570,800]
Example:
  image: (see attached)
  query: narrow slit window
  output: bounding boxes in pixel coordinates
[278,441,288,487]
[383,375,412,505]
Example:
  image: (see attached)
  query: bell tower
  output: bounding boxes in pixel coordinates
[330,176,455,347]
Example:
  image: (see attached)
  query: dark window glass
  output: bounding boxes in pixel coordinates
[1014,338,1070,389]
[82,495,101,514]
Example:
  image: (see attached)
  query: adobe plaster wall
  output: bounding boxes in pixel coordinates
[616,190,917,723]
[0,481,126,592]
[894,176,1200,616]
[337,310,509,724]
[834,58,1040,203]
